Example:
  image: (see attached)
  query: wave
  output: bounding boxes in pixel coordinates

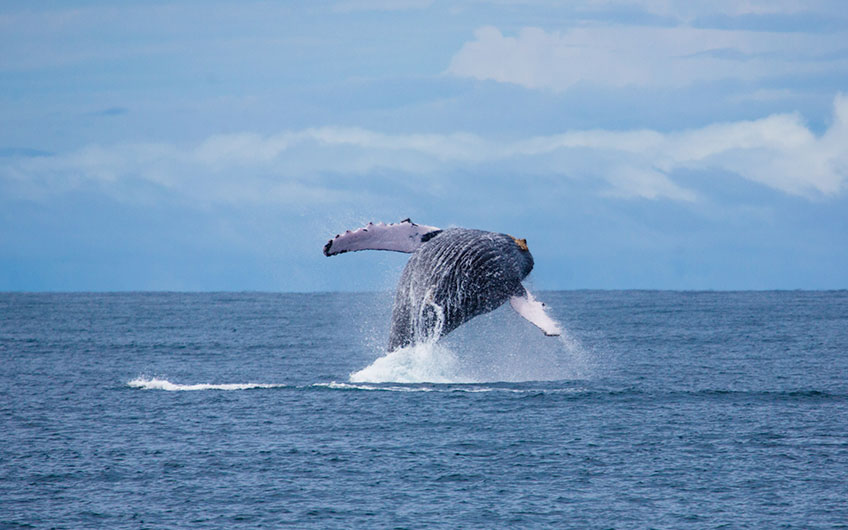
[127,377,567,394]
[127,377,287,391]
[316,381,438,392]
[319,384,847,400]
[126,378,845,401]
[315,382,533,393]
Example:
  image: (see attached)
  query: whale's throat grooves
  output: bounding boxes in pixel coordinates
[387,228,534,351]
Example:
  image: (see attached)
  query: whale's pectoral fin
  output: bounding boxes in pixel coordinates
[510,289,561,336]
[324,219,441,256]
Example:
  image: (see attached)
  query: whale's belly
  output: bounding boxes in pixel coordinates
[387,229,530,351]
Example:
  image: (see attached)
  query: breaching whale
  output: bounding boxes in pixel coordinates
[324,219,561,351]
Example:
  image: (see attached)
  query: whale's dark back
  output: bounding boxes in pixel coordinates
[387,228,534,351]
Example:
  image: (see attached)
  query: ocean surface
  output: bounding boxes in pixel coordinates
[1,291,847,529]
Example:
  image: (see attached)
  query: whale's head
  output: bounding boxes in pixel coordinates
[508,235,534,280]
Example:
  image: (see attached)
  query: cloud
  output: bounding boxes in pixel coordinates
[585,0,835,18]
[2,95,846,204]
[331,0,434,13]
[508,94,848,197]
[447,25,848,91]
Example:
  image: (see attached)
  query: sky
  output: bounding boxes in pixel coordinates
[1,0,847,291]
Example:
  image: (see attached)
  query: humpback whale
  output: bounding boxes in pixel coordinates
[324,219,561,351]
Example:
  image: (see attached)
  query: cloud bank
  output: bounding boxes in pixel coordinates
[447,25,848,91]
[2,95,846,204]
[585,0,840,18]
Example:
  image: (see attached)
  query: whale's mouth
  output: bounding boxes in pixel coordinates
[509,235,529,252]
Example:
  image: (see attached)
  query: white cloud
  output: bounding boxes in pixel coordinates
[472,0,842,19]
[604,167,697,201]
[447,25,848,91]
[583,0,831,18]
[507,95,848,197]
[2,95,846,204]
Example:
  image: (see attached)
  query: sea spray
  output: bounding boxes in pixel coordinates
[352,303,593,383]
[440,309,593,382]
[349,342,473,383]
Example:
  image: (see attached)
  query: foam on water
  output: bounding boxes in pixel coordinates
[349,342,472,383]
[316,382,565,393]
[128,377,287,391]
[316,382,437,392]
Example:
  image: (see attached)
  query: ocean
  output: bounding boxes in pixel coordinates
[1,291,847,528]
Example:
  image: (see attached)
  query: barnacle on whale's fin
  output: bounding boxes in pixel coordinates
[509,235,529,252]
[323,219,442,256]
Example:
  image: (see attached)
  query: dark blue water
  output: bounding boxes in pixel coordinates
[2,291,847,528]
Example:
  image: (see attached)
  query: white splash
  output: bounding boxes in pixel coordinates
[128,377,286,391]
[351,303,594,384]
[349,342,475,384]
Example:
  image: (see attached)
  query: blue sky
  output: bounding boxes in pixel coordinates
[1,0,847,291]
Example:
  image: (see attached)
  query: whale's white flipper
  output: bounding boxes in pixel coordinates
[510,290,561,336]
[323,219,442,257]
